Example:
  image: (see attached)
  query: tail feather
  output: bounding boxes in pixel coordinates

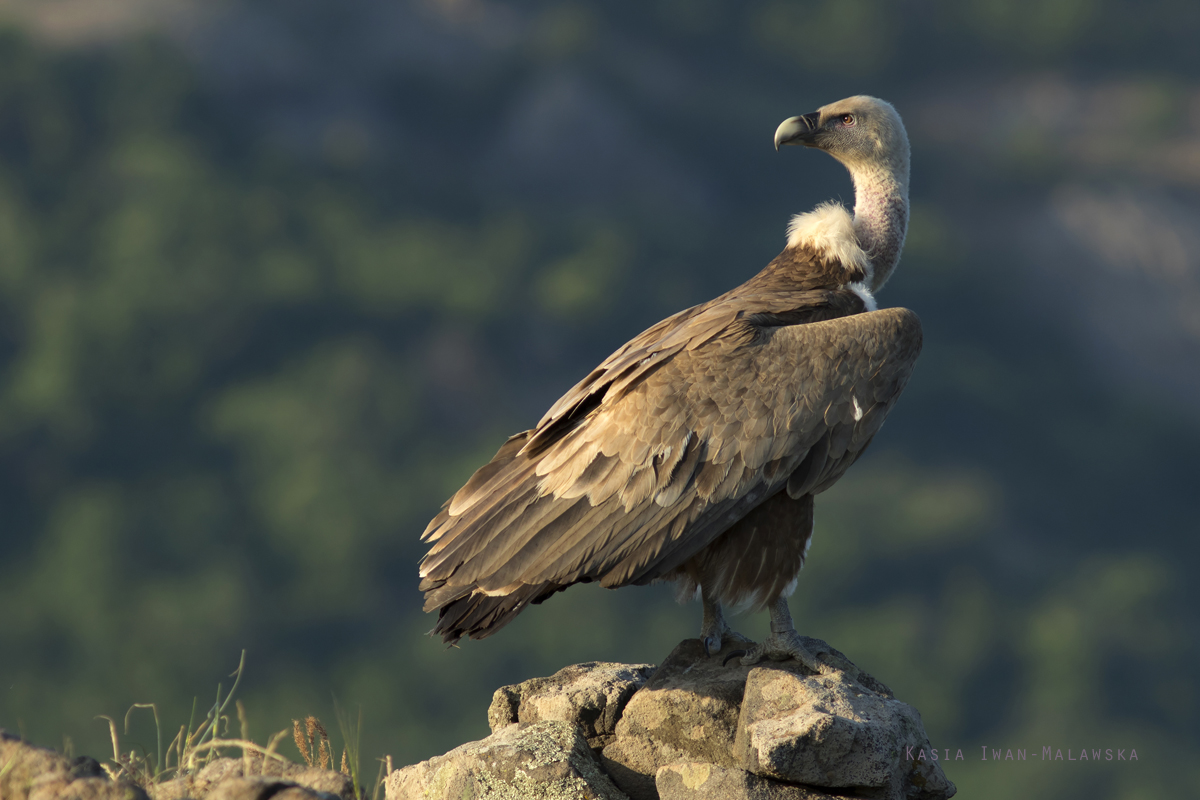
[431,582,561,645]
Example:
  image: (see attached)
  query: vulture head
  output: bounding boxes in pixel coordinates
[773,95,909,182]
[775,95,910,292]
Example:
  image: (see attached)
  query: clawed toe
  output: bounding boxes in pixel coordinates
[703,631,754,659]
[726,630,755,645]
[721,649,749,666]
[738,644,765,666]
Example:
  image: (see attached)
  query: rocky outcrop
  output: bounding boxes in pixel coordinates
[5,638,953,800]
[0,731,355,800]
[387,638,956,800]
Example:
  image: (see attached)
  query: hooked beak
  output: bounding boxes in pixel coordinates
[774,112,821,151]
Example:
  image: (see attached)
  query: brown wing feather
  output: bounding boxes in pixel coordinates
[419,249,921,644]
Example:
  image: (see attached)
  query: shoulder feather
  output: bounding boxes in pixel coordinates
[786,203,872,284]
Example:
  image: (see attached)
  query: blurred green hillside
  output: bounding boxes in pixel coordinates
[0,2,1198,798]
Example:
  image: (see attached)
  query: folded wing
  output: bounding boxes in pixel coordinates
[418,288,921,643]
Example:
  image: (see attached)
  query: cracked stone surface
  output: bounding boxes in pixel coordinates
[487,661,656,750]
[735,666,955,800]
[656,762,843,800]
[600,639,755,800]
[385,720,628,800]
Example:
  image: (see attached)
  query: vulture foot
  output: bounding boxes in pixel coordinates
[737,631,828,673]
[732,595,832,673]
[699,592,753,657]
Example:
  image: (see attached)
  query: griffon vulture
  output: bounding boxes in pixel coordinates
[418,95,919,671]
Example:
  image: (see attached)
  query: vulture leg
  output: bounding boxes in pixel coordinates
[699,590,753,657]
[738,595,830,673]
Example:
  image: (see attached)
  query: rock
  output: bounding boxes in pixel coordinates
[599,639,757,800]
[385,720,628,800]
[286,769,355,799]
[488,662,656,750]
[735,664,955,800]
[655,763,842,800]
[0,731,148,800]
[69,758,105,780]
[192,760,245,787]
[0,730,352,800]
[29,777,149,800]
[2,730,75,794]
[144,779,194,800]
[149,757,355,800]
[204,778,335,800]
[589,637,952,800]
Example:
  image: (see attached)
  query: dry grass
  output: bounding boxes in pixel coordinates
[0,752,18,783]
[90,651,390,800]
[292,716,332,771]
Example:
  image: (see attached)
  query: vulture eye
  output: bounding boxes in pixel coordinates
[841,114,856,126]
